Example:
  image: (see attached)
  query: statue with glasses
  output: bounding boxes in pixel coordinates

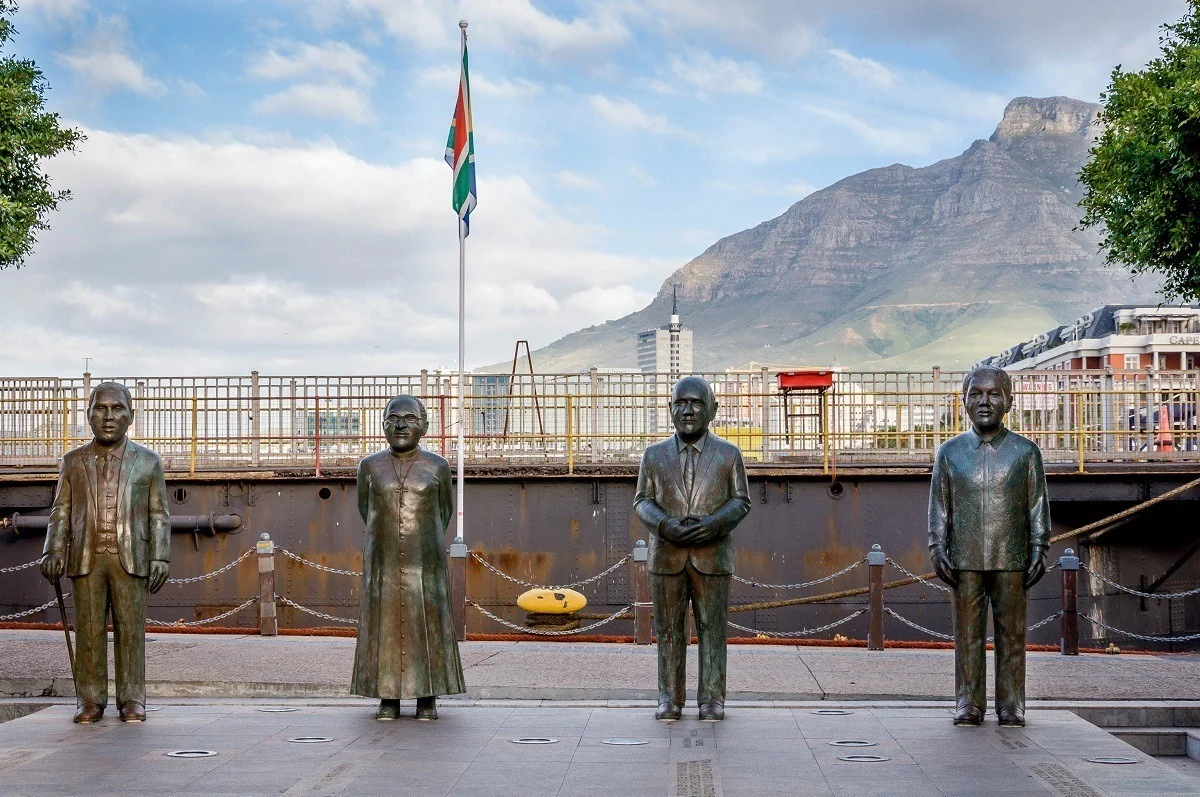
[351,395,465,720]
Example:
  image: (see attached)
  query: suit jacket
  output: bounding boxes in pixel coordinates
[634,432,751,576]
[44,440,170,579]
[928,426,1050,571]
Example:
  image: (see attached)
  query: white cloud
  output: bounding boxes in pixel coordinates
[249,41,374,86]
[628,166,656,187]
[555,170,601,191]
[58,15,165,97]
[588,94,673,134]
[412,66,542,99]
[665,49,762,95]
[827,48,896,89]
[254,83,374,123]
[19,0,90,24]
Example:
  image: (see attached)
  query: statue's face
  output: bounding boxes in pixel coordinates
[670,379,716,439]
[964,372,1011,435]
[88,388,133,446]
[382,397,427,454]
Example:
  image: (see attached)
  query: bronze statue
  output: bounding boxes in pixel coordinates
[351,395,465,720]
[40,381,170,723]
[634,376,750,722]
[929,365,1049,727]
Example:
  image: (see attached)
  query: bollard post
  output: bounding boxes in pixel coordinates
[257,533,277,636]
[867,544,885,650]
[1060,548,1079,656]
[450,536,468,642]
[632,540,651,645]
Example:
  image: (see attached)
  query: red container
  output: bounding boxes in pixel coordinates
[777,370,834,390]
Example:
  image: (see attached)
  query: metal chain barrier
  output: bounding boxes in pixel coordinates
[147,596,259,628]
[884,607,954,640]
[0,559,40,575]
[1080,563,1200,599]
[469,551,631,591]
[732,558,865,590]
[166,548,254,585]
[277,547,362,577]
[467,599,632,636]
[727,608,866,638]
[0,595,65,621]
[276,594,359,625]
[885,559,951,593]
[1082,612,1200,643]
[1026,611,1065,633]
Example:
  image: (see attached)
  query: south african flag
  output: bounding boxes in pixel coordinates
[445,38,476,236]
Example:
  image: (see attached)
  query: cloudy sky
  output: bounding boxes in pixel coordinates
[0,0,1186,376]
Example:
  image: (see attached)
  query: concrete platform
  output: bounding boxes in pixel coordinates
[0,703,1195,797]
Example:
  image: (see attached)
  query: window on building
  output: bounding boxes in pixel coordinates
[1124,354,1139,371]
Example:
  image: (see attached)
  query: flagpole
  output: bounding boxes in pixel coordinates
[454,19,468,547]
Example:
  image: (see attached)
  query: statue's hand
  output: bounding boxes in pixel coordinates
[40,552,64,582]
[659,518,688,544]
[148,560,169,594]
[675,515,720,546]
[931,549,957,588]
[1024,553,1046,590]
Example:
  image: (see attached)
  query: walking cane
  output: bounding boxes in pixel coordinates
[53,578,75,677]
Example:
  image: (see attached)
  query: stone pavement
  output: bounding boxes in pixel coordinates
[0,703,1195,797]
[2,630,1200,701]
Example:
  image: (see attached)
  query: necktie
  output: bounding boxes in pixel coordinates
[683,445,696,499]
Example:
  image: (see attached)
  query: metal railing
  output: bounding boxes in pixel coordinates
[2,369,1198,472]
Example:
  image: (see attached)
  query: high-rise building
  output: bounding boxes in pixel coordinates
[637,286,694,376]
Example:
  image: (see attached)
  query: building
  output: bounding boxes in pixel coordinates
[637,286,694,376]
[986,305,1200,372]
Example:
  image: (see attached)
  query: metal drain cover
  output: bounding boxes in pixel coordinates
[811,709,854,715]
[510,737,558,744]
[165,750,216,759]
[257,707,300,713]
[838,754,890,762]
[1085,756,1139,765]
[286,737,333,744]
[829,740,877,747]
[602,738,649,745]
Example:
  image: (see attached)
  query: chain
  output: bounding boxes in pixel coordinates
[469,551,631,590]
[885,559,951,593]
[883,608,954,640]
[1080,563,1200,599]
[277,548,361,577]
[0,596,65,621]
[166,549,254,585]
[1082,613,1200,643]
[732,558,866,590]
[276,594,359,625]
[727,609,866,638]
[0,559,40,575]
[1026,611,1063,632]
[146,596,258,627]
[468,600,632,635]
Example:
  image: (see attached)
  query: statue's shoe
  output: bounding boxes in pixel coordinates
[415,698,438,721]
[73,703,103,724]
[997,708,1025,727]
[698,702,725,722]
[376,700,399,721]
[654,702,682,722]
[119,701,146,722]
[953,704,983,726]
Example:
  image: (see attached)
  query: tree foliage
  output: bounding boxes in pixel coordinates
[1079,0,1200,302]
[0,1,82,269]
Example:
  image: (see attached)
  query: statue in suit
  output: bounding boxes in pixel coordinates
[40,381,170,723]
[634,376,750,722]
[351,395,465,721]
[929,365,1049,727]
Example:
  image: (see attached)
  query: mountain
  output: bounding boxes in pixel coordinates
[521,96,1163,373]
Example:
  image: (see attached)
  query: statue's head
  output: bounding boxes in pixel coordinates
[669,376,717,441]
[383,394,428,454]
[961,365,1012,436]
[88,381,134,446]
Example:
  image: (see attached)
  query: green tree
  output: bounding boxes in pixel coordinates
[0,1,82,269]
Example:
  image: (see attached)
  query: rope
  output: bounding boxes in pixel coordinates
[166,549,254,585]
[1080,563,1200,599]
[0,596,64,621]
[469,551,631,590]
[729,576,922,613]
[468,600,632,636]
[731,558,865,590]
[0,559,40,575]
[147,596,258,627]
[1082,612,1200,643]
[1050,475,1200,544]
[276,594,359,625]
[886,558,951,592]
[728,609,865,638]
[277,548,361,577]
